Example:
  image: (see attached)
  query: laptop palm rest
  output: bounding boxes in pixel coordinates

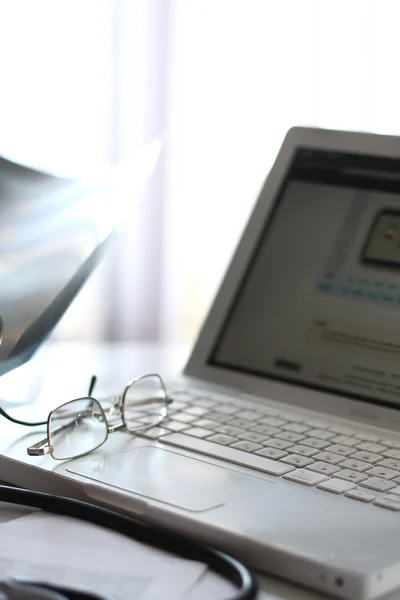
[66,445,274,512]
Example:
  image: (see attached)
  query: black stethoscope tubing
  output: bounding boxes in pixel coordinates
[0,485,258,600]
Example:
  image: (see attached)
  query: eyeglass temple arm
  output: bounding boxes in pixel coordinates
[88,375,96,396]
[27,435,52,456]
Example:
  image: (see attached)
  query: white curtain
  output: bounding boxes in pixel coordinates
[2,0,400,344]
[0,0,168,341]
[162,0,400,343]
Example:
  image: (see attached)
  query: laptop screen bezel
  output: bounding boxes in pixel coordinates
[184,126,400,432]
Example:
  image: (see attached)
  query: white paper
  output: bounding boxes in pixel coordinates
[0,512,206,600]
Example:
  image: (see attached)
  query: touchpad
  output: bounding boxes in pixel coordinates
[67,446,273,512]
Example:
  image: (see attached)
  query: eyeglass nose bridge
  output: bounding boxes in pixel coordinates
[107,393,124,413]
[101,396,125,433]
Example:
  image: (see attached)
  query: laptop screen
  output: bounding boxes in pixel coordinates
[210,148,400,410]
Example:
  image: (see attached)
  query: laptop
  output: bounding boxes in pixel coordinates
[4,127,400,600]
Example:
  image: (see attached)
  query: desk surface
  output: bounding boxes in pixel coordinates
[0,341,324,600]
[0,503,322,600]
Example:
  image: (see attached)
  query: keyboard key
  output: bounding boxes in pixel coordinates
[169,403,189,414]
[313,452,343,464]
[281,454,314,468]
[381,448,400,460]
[308,462,340,476]
[163,419,189,432]
[214,404,239,415]
[238,431,268,443]
[386,486,400,496]
[251,425,281,436]
[255,447,288,460]
[283,469,328,486]
[351,451,382,464]
[355,432,381,443]
[282,423,310,434]
[345,489,375,503]
[185,406,209,416]
[365,466,399,480]
[301,437,331,450]
[336,470,368,484]
[169,397,191,407]
[274,431,304,443]
[173,412,198,423]
[230,441,263,453]
[264,438,294,450]
[188,388,215,398]
[228,417,254,429]
[288,444,319,457]
[374,497,400,511]
[189,397,215,408]
[332,435,359,447]
[260,417,287,427]
[170,391,192,401]
[325,444,355,457]
[359,478,396,492]
[377,458,400,471]
[185,427,214,438]
[216,425,245,437]
[160,433,295,475]
[317,478,356,494]
[235,410,263,421]
[140,426,171,439]
[307,429,335,440]
[339,458,371,472]
[207,434,238,446]
[194,418,219,429]
[357,442,387,454]
[207,411,233,423]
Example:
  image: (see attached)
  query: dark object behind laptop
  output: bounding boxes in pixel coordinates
[0,154,144,378]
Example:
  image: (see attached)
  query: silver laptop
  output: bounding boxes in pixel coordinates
[4,127,400,600]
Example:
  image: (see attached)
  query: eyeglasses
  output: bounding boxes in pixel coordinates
[26,373,173,460]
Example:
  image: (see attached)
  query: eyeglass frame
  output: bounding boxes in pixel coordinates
[27,373,173,460]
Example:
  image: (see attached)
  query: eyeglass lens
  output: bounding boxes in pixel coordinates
[49,398,107,460]
[123,374,169,431]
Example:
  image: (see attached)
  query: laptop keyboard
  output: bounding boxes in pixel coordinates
[137,388,400,512]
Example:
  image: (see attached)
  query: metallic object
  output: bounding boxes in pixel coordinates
[0,142,160,378]
[27,373,172,460]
